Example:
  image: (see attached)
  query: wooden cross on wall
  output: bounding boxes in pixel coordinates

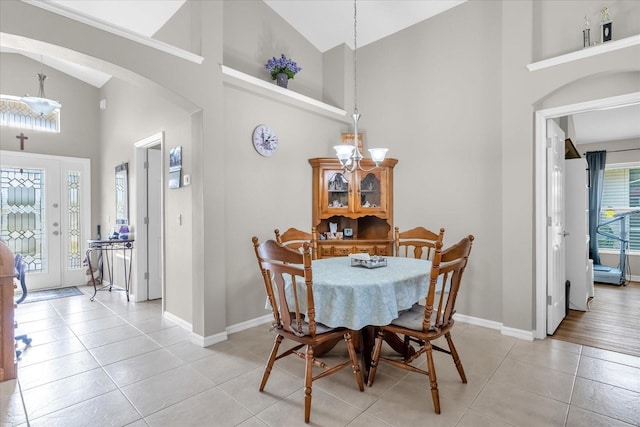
[16,133,28,150]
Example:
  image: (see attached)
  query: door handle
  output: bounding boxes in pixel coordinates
[53,231,59,236]
[561,231,570,237]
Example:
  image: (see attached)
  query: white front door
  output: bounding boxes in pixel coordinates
[1,151,91,290]
[546,120,567,334]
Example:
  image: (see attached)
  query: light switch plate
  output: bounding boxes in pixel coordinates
[183,174,191,186]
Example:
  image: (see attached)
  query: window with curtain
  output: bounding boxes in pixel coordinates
[597,163,640,251]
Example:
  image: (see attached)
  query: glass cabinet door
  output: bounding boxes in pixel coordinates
[322,170,350,214]
[356,169,388,214]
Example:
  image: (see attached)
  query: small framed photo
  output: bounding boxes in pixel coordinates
[601,21,612,42]
[343,228,353,238]
[341,133,364,153]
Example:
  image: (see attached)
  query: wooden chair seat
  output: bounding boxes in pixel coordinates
[368,235,475,414]
[252,237,363,423]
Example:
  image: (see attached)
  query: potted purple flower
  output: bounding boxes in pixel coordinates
[265,54,302,88]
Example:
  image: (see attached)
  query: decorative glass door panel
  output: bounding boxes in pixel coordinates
[1,152,90,290]
[356,169,388,215]
[321,169,351,215]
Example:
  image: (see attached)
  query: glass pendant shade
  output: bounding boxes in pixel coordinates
[21,73,61,116]
[369,148,388,164]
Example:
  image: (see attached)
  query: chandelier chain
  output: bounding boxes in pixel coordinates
[353,0,358,113]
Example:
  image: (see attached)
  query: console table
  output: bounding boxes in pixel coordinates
[86,239,134,301]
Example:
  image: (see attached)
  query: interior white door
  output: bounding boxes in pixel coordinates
[1,152,90,290]
[147,148,162,300]
[547,120,567,334]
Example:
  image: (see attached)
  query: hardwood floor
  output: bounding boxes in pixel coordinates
[552,280,640,357]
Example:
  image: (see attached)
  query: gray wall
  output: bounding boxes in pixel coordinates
[1,0,639,340]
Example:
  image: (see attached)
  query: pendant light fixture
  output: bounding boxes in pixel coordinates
[333,0,388,172]
[21,57,61,116]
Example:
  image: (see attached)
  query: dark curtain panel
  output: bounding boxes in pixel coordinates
[586,150,607,265]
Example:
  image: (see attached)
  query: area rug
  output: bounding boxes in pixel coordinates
[20,286,84,304]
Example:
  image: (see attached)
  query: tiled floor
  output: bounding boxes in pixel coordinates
[2,286,639,427]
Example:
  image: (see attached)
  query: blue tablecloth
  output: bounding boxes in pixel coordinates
[304,257,432,330]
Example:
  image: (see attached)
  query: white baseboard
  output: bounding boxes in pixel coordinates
[163,311,191,331]
[454,313,535,341]
[183,312,539,348]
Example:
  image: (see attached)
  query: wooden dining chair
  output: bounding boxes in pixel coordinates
[394,226,445,260]
[274,227,318,259]
[367,234,475,414]
[252,237,364,423]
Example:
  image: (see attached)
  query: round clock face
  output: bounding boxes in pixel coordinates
[252,125,278,157]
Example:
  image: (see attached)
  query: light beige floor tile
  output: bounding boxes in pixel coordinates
[565,405,635,427]
[59,306,116,324]
[189,348,264,386]
[0,380,27,426]
[256,387,361,427]
[217,366,301,414]
[144,387,253,426]
[18,350,100,390]
[581,346,640,369]
[28,389,141,427]
[89,335,161,365]
[470,380,569,426]
[453,327,517,359]
[67,314,128,336]
[118,307,163,323]
[14,316,67,335]
[21,368,117,419]
[456,408,514,427]
[235,417,269,427]
[17,336,86,367]
[577,356,640,393]
[164,340,219,363]
[103,348,185,387]
[146,325,190,347]
[490,357,574,403]
[345,413,392,427]
[76,323,143,349]
[571,377,640,425]
[508,339,581,375]
[365,381,468,427]
[19,325,75,346]
[128,316,177,334]
[545,338,583,355]
[121,365,213,417]
[14,306,60,323]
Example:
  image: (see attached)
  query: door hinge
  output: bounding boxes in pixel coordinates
[546,137,552,148]
[547,216,552,226]
[144,161,149,169]
[144,217,149,224]
[144,272,149,280]
[547,295,552,305]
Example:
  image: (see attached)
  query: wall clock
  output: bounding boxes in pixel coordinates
[252,124,278,157]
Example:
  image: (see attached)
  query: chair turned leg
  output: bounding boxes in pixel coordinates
[367,328,385,387]
[260,335,283,392]
[425,342,441,414]
[445,332,467,383]
[304,345,314,423]
[344,331,364,391]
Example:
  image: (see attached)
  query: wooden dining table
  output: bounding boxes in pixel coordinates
[300,256,434,378]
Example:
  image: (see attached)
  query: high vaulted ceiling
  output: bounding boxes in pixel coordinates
[3,0,639,145]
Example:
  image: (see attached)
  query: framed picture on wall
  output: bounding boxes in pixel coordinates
[169,146,182,189]
[341,133,364,153]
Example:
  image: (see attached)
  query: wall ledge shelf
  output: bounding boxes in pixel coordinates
[527,34,640,71]
[220,65,347,120]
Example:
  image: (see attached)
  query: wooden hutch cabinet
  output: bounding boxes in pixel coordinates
[309,157,397,258]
